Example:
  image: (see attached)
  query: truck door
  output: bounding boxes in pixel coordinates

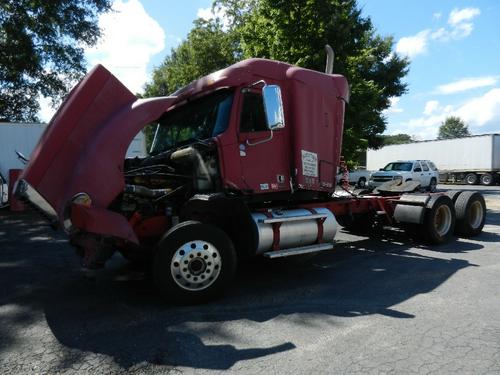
[236,90,290,194]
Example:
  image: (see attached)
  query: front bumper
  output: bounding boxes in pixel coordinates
[368,176,402,188]
[14,179,59,226]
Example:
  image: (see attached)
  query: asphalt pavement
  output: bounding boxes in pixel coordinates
[1,185,500,374]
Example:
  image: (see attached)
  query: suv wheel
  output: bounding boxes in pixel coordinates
[429,178,437,192]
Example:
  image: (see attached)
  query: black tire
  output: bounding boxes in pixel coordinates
[480,173,493,186]
[465,173,478,185]
[357,177,367,188]
[445,190,462,203]
[420,195,456,244]
[429,177,437,192]
[454,191,486,237]
[154,221,237,304]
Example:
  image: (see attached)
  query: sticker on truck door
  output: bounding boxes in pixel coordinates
[301,150,318,177]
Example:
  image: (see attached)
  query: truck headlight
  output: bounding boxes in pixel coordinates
[63,192,92,232]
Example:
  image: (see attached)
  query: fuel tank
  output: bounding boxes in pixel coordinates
[251,208,338,253]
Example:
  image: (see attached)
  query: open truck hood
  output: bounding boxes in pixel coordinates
[17,65,177,243]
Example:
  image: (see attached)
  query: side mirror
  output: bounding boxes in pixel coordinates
[262,85,285,130]
[414,167,422,172]
[379,168,384,171]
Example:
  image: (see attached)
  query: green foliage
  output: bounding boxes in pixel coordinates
[380,133,413,146]
[144,19,239,97]
[0,0,112,122]
[438,116,471,139]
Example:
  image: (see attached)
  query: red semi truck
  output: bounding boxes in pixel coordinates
[15,53,486,303]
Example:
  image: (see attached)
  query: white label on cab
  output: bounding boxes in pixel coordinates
[301,150,318,177]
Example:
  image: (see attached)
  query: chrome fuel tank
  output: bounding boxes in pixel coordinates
[251,208,338,254]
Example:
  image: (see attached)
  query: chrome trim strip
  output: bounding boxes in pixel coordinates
[15,179,58,224]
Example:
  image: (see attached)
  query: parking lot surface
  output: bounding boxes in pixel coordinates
[1,185,500,374]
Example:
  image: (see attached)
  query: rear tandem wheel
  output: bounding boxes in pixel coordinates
[454,191,486,237]
[405,195,456,245]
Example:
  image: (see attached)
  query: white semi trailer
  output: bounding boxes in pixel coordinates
[367,134,500,185]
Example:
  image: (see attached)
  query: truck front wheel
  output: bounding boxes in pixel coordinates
[154,221,237,304]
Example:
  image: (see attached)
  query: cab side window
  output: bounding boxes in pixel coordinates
[240,92,268,133]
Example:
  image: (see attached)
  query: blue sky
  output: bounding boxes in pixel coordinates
[40,0,500,140]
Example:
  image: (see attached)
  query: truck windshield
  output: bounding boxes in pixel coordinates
[150,89,233,154]
[383,162,413,172]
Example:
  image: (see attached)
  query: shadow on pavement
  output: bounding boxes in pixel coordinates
[0,208,487,370]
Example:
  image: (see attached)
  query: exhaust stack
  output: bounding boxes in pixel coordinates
[325,44,334,74]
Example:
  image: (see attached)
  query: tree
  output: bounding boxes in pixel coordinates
[0,0,112,122]
[146,0,409,162]
[380,133,413,146]
[144,19,239,97]
[218,0,409,162]
[438,116,471,139]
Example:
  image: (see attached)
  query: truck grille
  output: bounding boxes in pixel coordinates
[373,176,393,182]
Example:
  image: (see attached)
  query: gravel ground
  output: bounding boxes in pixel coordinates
[1,185,500,374]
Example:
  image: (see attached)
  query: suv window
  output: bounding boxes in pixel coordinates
[428,161,438,171]
[383,162,413,172]
[421,162,429,171]
[240,92,268,133]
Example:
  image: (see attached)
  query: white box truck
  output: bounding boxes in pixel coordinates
[367,134,500,185]
[0,122,147,205]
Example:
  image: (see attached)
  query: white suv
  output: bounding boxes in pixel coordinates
[368,160,439,192]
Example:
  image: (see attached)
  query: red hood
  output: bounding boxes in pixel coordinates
[20,65,177,239]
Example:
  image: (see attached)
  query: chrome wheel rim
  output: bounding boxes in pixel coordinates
[469,200,484,229]
[434,204,452,237]
[170,240,221,291]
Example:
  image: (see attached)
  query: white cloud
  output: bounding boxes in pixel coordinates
[384,97,404,114]
[424,100,440,115]
[37,0,166,122]
[38,96,55,123]
[396,30,430,58]
[85,0,165,94]
[436,76,498,95]
[396,7,480,59]
[448,7,480,25]
[455,88,500,126]
[197,7,213,20]
[197,5,230,29]
[393,88,500,139]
